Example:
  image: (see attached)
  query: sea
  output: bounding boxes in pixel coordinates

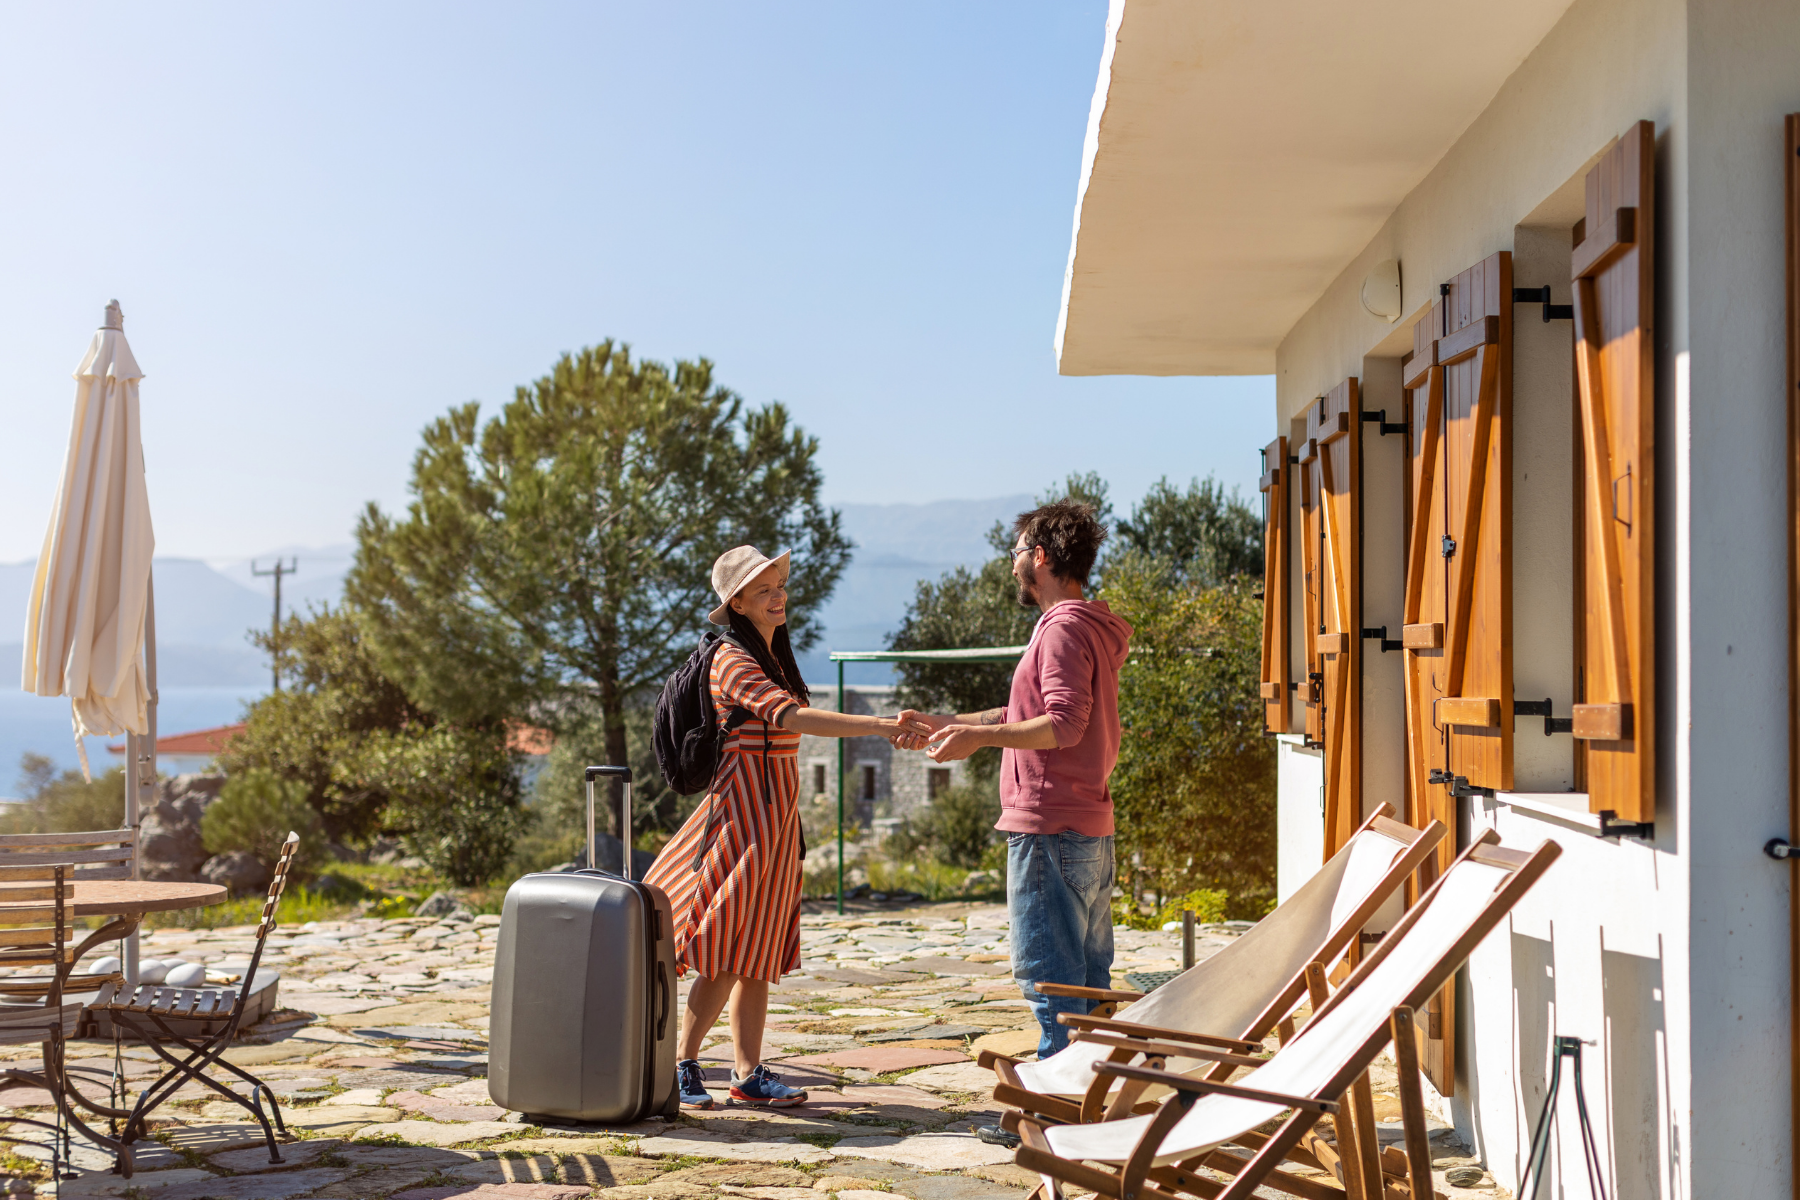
[0,685,265,797]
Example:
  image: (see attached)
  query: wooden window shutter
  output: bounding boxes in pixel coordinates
[1572,121,1656,822]
[1259,436,1292,733]
[1303,382,1361,860]
[1399,251,1513,1096]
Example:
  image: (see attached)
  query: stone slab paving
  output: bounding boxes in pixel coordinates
[4,903,1505,1198]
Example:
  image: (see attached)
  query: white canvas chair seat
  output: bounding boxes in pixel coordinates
[1042,856,1514,1169]
[1016,810,1435,1099]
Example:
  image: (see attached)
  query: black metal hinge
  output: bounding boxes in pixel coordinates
[1359,410,1407,437]
[1513,698,1574,735]
[1441,535,1457,559]
[1361,626,1403,653]
[1427,768,1493,799]
[1513,285,1573,323]
[1599,813,1653,841]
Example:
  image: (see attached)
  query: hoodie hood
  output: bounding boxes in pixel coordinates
[1037,599,1133,668]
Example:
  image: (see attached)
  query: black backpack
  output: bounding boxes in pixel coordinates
[653,630,754,796]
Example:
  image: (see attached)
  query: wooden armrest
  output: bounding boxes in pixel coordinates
[1035,982,1143,1003]
[977,1049,1018,1070]
[1070,1029,1269,1070]
[1057,1012,1262,1054]
[1091,1060,1336,1115]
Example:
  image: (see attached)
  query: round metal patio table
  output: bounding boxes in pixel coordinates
[68,881,227,920]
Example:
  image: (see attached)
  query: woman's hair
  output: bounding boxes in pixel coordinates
[726,608,811,707]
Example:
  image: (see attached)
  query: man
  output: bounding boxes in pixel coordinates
[899,500,1133,1063]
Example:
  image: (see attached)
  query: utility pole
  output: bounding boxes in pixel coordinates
[250,558,298,691]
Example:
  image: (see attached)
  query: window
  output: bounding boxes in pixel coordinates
[861,765,878,801]
[812,764,827,797]
[928,768,951,800]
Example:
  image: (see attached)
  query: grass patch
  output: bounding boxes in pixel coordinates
[144,887,356,931]
[790,1132,842,1150]
[351,1132,415,1147]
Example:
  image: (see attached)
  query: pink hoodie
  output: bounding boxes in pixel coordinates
[995,599,1134,837]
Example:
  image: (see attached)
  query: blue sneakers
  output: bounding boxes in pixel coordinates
[677,1059,714,1109]
[728,1063,808,1107]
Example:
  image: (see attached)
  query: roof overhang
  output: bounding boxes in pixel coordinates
[1055,0,1576,376]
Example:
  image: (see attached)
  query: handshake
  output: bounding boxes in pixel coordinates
[880,709,989,763]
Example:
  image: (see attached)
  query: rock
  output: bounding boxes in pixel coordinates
[968,1031,1038,1060]
[810,1177,892,1193]
[121,1168,351,1199]
[164,962,207,987]
[415,891,469,919]
[634,1132,834,1164]
[962,872,1000,892]
[833,1132,1015,1171]
[287,1105,402,1135]
[202,849,272,894]
[542,1153,668,1187]
[354,1119,519,1147]
[895,1176,1030,1200]
[890,1062,1001,1093]
[659,1166,811,1187]
[137,774,226,881]
[781,1047,966,1072]
[208,1138,345,1173]
[1443,1166,1488,1187]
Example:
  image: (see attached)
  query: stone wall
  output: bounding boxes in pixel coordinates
[797,686,966,827]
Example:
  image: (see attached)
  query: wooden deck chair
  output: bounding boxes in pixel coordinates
[984,805,1445,1126]
[74,833,301,1177]
[0,864,131,1179]
[1011,830,1561,1200]
[0,829,137,882]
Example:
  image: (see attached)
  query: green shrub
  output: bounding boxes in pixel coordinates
[6,754,124,833]
[1111,886,1231,932]
[887,780,1000,870]
[203,769,326,879]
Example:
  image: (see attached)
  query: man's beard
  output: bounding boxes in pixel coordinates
[1016,578,1037,609]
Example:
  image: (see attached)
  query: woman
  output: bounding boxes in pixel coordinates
[645,546,927,1109]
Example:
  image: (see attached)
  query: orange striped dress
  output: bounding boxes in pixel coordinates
[645,643,804,983]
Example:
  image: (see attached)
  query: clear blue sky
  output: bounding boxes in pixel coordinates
[0,2,1274,562]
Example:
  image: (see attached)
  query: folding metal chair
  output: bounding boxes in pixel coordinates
[79,832,300,1176]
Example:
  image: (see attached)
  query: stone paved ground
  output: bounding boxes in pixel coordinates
[0,902,1507,1199]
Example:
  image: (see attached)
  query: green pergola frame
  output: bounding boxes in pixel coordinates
[828,645,1028,914]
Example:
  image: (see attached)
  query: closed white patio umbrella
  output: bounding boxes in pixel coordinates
[20,299,156,982]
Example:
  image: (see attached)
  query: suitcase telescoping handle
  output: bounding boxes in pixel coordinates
[583,765,634,879]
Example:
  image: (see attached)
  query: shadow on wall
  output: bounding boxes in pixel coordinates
[1602,936,1667,1200]
[1510,927,1556,1188]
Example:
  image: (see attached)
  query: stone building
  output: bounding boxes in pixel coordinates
[795,685,967,829]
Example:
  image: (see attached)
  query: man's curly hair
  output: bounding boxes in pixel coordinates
[1013,500,1108,586]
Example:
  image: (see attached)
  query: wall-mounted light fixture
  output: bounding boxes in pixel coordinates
[1361,259,1402,322]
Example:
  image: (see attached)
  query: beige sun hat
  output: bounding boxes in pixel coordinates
[708,546,791,626]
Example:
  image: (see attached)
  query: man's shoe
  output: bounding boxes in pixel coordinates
[677,1059,714,1109]
[728,1064,808,1107]
[976,1124,1022,1149]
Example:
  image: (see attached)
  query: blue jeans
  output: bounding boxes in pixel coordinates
[1007,831,1116,1059]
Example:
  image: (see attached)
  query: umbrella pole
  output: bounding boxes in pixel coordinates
[123,574,157,989]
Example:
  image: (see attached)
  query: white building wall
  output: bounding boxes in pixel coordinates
[1260,0,1800,1193]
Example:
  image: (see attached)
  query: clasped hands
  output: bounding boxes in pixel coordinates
[885,709,986,763]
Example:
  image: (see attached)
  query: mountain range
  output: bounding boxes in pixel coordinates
[0,495,1030,691]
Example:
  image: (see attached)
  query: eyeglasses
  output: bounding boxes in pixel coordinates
[1008,545,1037,560]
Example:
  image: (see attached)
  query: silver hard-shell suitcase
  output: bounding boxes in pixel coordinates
[488,765,679,1122]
